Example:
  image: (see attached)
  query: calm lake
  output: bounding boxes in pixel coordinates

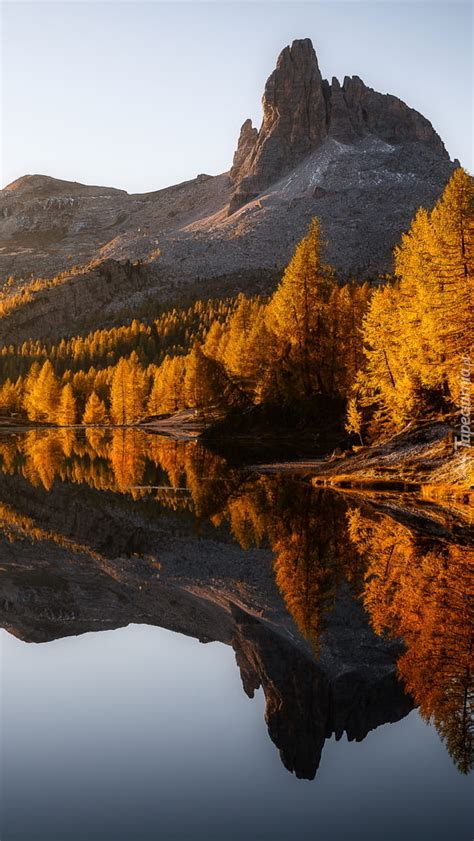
[0,429,472,841]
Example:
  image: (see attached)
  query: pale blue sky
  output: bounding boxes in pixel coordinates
[1,1,472,192]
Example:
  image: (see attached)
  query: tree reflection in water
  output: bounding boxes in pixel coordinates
[0,428,471,775]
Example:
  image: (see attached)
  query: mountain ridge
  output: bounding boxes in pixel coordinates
[0,38,458,335]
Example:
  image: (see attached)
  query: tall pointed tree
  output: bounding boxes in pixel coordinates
[266,218,334,401]
[56,383,77,426]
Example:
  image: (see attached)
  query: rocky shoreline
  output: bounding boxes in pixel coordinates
[251,421,472,495]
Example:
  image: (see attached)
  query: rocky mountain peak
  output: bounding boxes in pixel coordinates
[261,38,327,150]
[229,39,327,212]
[229,38,449,213]
[0,37,457,303]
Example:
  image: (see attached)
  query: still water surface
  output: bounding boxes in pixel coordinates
[0,429,472,841]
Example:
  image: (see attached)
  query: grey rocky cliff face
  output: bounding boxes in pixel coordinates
[229,39,328,211]
[229,38,448,212]
[230,119,259,180]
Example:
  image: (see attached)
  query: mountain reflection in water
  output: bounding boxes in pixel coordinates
[0,428,472,780]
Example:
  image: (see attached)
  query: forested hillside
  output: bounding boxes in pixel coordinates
[0,169,471,444]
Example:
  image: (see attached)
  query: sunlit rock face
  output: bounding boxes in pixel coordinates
[228,38,449,212]
[229,39,329,211]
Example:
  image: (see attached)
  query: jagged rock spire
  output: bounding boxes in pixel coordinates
[229,37,448,214]
[229,39,328,212]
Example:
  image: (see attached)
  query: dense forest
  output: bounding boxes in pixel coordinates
[0,168,472,442]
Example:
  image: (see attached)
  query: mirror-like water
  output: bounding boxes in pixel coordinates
[2,625,472,841]
[0,429,472,841]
